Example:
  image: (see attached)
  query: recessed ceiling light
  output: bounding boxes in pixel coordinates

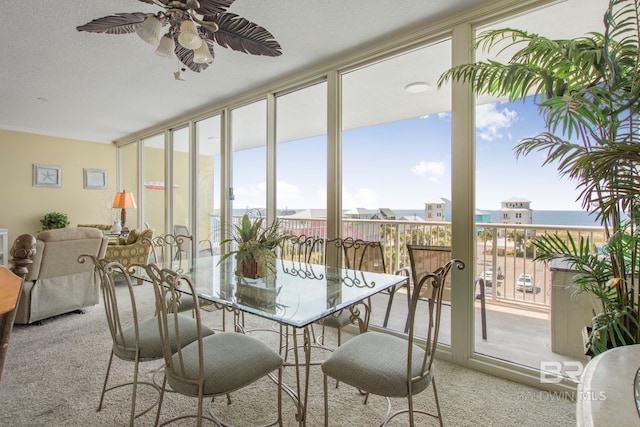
[404,82,431,93]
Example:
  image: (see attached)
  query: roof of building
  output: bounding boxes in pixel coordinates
[425,197,451,205]
[502,197,532,203]
[285,209,327,219]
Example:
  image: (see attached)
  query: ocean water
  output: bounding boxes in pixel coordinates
[238,208,603,227]
[393,209,603,227]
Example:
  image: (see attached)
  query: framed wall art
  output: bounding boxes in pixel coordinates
[83,168,108,190]
[33,164,62,188]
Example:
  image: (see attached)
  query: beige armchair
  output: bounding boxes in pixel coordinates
[104,229,153,267]
[15,227,108,325]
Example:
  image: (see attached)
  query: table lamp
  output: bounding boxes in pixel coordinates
[112,191,137,230]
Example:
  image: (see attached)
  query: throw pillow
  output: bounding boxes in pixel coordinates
[126,229,140,245]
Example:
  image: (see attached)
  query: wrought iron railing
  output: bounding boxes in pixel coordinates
[207,215,606,311]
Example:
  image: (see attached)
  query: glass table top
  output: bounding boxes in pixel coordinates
[135,255,407,328]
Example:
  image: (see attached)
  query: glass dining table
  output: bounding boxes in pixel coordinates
[134,255,408,426]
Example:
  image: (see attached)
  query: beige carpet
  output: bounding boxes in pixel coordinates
[0,283,575,426]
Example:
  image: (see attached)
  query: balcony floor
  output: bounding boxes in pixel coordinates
[368,290,589,372]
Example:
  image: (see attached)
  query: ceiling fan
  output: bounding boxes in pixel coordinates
[77,0,282,73]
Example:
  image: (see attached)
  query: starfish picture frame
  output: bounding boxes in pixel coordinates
[33,164,62,188]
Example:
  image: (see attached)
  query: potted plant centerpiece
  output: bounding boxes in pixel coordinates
[439,0,640,356]
[219,212,289,280]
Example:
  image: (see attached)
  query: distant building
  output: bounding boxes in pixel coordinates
[475,210,492,223]
[344,207,376,219]
[500,197,532,225]
[424,198,450,222]
[373,208,397,220]
[475,209,492,233]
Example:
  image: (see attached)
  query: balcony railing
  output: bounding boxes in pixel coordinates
[209,215,606,311]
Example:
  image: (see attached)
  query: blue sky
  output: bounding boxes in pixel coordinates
[232,96,585,212]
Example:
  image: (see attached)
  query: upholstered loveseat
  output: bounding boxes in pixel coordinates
[104,229,154,267]
[77,223,112,231]
[15,227,108,324]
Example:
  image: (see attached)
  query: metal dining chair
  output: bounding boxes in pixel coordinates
[80,255,214,426]
[343,239,410,330]
[277,234,325,357]
[407,245,487,338]
[322,258,465,427]
[141,263,284,427]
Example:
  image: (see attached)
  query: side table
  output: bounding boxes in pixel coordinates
[0,229,8,267]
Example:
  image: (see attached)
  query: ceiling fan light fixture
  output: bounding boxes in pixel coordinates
[155,34,175,58]
[192,41,213,64]
[77,0,282,77]
[178,20,202,49]
[136,15,163,46]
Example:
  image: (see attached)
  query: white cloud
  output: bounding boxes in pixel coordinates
[342,186,379,209]
[438,112,450,121]
[276,180,303,207]
[476,103,518,141]
[411,161,445,184]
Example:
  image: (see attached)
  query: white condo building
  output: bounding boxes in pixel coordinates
[424,198,450,222]
[500,197,533,225]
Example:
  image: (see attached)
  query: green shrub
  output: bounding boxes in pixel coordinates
[40,212,70,231]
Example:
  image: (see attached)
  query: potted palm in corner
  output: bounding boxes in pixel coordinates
[439,0,640,356]
[219,211,289,280]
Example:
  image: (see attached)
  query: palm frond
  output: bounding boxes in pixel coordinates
[203,13,282,57]
[76,13,150,34]
[195,0,235,15]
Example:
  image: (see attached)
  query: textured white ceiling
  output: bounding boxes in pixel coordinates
[0,0,486,143]
[0,0,609,145]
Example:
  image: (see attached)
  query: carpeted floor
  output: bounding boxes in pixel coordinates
[0,283,575,426]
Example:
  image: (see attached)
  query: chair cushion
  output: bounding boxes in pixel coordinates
[321,309,352,328]
[321,331,430,398]
[168,333,283,397]
[113,315,214,361]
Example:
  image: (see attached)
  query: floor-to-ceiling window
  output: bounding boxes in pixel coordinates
[341,40,453,338]
[196,115,222,251]
[142,133,165,233]
[119,142,138,230]
[472,0,609,371]
[172,126,190,235]
[230,100,267,215]
[275,82,327,227]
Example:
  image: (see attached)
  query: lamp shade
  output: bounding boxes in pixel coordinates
[193,41,213,64]
[178,20,202,49]
[112,192,137,209]
[155,34,175,58]
[136,16,163,46]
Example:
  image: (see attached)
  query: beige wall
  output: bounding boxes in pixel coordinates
[0,129,117,244]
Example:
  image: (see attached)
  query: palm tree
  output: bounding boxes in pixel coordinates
[439,0,640,355]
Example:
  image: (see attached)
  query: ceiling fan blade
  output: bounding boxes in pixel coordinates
[173,36,215,72]
[195,0,235,15]
[76,12,150,34]
[203,13,282,57]
[138,0,168,4]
